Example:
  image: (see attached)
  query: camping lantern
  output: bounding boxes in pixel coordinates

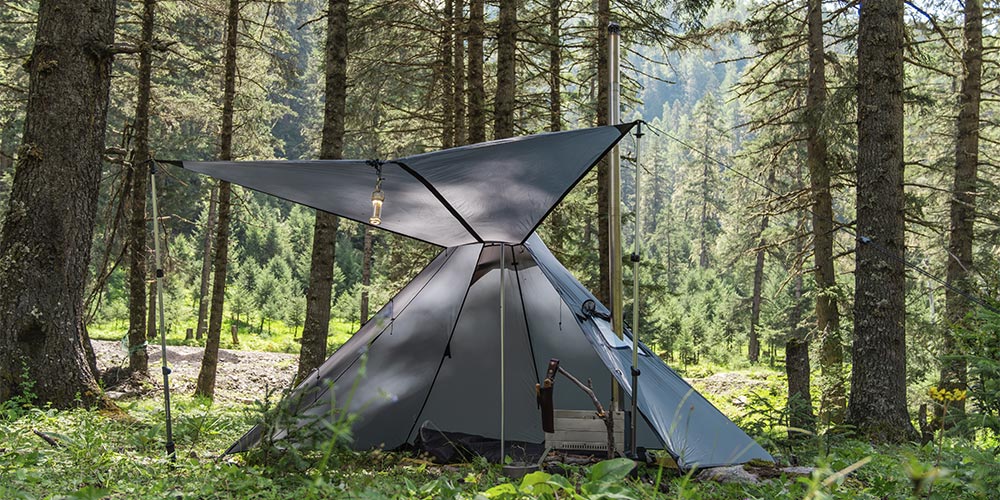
[368,159,385,225]
[370,185,384,225]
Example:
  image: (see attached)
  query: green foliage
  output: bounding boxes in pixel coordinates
[0,361,36,421]
[959,306,1000,445]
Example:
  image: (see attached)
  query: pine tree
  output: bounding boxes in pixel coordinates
[125,0,157,375]
[941,0,983,414]
[195,0,240,400]
[849,0,917,442]
[0,0,118,409]
[297,0,349,384]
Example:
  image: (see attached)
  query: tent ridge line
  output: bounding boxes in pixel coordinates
[390,160,484,243]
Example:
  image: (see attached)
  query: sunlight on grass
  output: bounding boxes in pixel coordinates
[88,316,362,354]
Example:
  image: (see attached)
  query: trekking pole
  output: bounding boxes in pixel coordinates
[630,122,643,458]
[150,159,176,461]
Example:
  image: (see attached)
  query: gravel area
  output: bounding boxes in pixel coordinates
[92,339,299,403]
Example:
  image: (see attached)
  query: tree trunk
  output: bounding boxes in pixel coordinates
[806,0,844,426]
[941,0,981,415]
[0,0,117,409]
[748,244,763,364]
[748,171,774,364]
[544,0,564,251]
[127,0,156,375]
[848,0,916,442]
[195,0,240,400]
[296,0,349,385]
[548,0,561,134]
[453,0,466,146]
[595,0,610,305]
[361,226,372,323]
[699,160,710,269]
[467,0,485,143]
[195,185,218,340]
[787,219,815,435]
[493,0,516,139]
[441,0,455,148]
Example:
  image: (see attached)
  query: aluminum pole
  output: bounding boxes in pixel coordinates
[149,160,175,461]
[630,123,643,457]
[608,22,625,416]
[499,244,506,462]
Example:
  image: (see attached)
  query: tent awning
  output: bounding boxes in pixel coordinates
[167,123,636,247]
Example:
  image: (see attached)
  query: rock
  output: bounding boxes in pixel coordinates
[780,466,815,476]
[697,465,760,484]
[106,391,128,400]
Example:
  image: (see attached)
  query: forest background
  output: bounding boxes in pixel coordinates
[1,0,999,482]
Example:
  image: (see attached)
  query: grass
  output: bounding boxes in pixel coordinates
[3,365,999,498]
[88,316,359,354]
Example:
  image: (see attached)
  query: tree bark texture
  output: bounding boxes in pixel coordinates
[849,0,916,442]
[548,0,561,134]
[441,0,455,149]
[544,0,563,251]
[941,0,982,413]
[787,220,815,434]
[806,0,844,425]
[493,0,516,139]
[0,0,117,408]
[127,0,157,375]
[595,0,610,306]
[467,0,485,144]
[748,171,773,364]
[195,0,240,400]
[453,0,466,146]
[296,0,348,384]
[195,185,218,340]
[698,159,710,269]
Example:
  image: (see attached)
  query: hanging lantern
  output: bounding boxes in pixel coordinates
[368,159,385,225]
[370,185,384,225]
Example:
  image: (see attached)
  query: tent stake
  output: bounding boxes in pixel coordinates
[630,122,644,457]
[499,243,506,462]
[150,160,175,461]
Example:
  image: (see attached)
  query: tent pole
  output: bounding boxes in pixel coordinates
[630,122,643,457]
[149,160,175,461]
[499,243,506,462]
[608,22,624,417]
[608,22,624,420]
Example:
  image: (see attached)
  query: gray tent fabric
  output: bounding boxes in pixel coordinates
[172,124,634,247]
[226,236,773,470]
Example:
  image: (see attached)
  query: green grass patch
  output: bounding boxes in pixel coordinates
[2,393,998,499]
[88,316,359,354]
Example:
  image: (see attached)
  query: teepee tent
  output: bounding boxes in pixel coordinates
[166,123,773,470]
[225,234,772,469]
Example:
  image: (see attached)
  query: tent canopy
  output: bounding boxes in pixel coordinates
[226,235,773,470]
[168,123,635,247]
[170,123,772,469]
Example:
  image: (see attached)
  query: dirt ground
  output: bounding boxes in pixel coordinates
[92,339,299,403]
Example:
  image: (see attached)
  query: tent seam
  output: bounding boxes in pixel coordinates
[391,160,484,243]
[403,244,484,443]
